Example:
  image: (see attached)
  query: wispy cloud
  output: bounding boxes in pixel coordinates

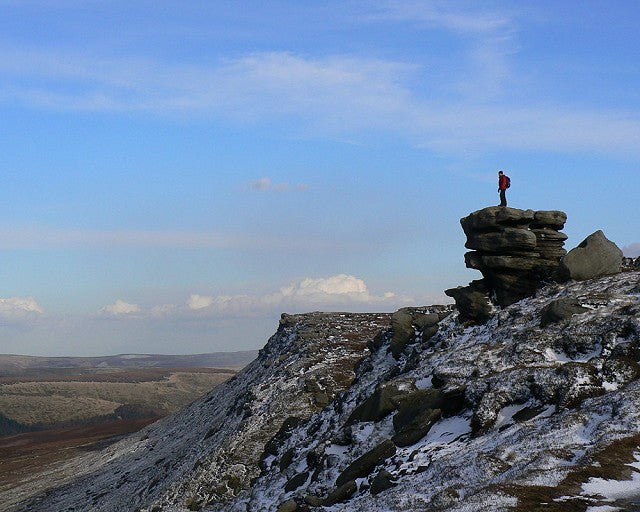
[0,226,357,252]
[0,47,412,117]
[250,177,309,192]
[369,0,510,34]
[1,14,639,156]
[367,0,517,101]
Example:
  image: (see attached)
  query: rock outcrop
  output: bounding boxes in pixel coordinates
[389,306,451,359]
[443,280,493,324]
[446,206,568,322]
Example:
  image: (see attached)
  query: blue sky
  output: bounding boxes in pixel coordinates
[1,0,639,356]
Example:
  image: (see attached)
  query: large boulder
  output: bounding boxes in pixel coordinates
[540,298,589,327]
[390,309,415,358]
[370,469,396,496]
[277,499,299,512]
[346,381,416,424]
[392,390,442,447]
[389,308,443,358]
[390,388,465,447]
[335,440,396,487]
[323,480,357,506]
[561,230,623,281]
[284,471,309,492]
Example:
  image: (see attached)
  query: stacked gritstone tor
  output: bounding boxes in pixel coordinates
[446,207,567,323]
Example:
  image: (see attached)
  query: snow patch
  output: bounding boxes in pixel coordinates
[603,381,620,392]
[424,415,472,444]
[582,453,640,500]
[494,405,524,429]
[414,376,433,389]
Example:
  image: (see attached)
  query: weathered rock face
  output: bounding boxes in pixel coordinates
[561,230,623,281]
[447,206,568,321]
[8,312,392,512]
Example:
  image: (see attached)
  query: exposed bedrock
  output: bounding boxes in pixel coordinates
[447,206,568,321]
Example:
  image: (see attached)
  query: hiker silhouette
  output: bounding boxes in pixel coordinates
[498,170,510,207]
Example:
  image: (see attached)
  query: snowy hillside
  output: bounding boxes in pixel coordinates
[239,271,640,512]
[9,271,640,512]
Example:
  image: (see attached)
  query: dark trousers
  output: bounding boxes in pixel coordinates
[499,189,507,207]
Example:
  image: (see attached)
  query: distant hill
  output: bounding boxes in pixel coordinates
[0,351,258,374]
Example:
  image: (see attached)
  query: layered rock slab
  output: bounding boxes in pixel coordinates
[447,206,568,321]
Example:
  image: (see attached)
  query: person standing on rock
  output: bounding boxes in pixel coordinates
[498,170,510,207]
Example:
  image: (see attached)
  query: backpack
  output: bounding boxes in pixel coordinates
[505,176,511,188]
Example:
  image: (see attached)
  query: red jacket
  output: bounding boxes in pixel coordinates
[498,174,509,190]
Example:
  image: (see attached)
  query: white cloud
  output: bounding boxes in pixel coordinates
[623,243,640,258]
[1,46,636,157]
[153,274,411,319]
[0,297,44,318]
[1,5,638,157]
[187,294,235,311]
[98,299,141,316]
[280,274,370,298]
[367,0,516,102]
